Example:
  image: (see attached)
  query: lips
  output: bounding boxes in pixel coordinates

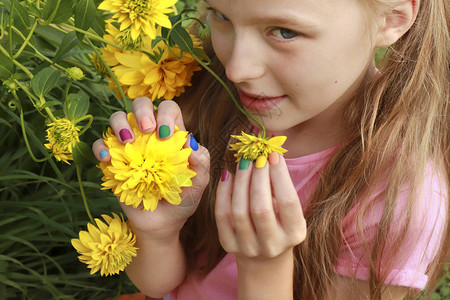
[238,90,286,112]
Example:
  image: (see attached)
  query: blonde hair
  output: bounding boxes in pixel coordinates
[178,0,449,299]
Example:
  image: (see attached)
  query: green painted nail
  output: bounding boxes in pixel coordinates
[159,125,170,138]
[239,158,250,170]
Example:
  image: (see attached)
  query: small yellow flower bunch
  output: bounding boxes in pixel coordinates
[99,113,196,211]
[96,0,206,102]
[44,118,80,164]
[230,131,288,163]
[71,213,138,276]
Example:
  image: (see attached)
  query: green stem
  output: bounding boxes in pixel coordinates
[13,19,38,59]
[74,114,93,136]
[59,23,123,50]
[11,27,66,71]
[0,44,34,78]
[190,52,266,137]
[85,39,130,112]
[14,79,56,121]
[75,163,94,223]
[39,0,61,26]
[8,0,14,56]
[9,98,52,163]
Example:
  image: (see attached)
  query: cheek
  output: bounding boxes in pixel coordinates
[210,27,232,67]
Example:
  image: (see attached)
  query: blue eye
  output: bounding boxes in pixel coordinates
[272,28,299,39]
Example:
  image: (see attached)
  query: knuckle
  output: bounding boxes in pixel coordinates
[278,196,300,209]
[251,208,273,222]
[231,210,248,225]
[262,245,281,258]
[109,111,126,123]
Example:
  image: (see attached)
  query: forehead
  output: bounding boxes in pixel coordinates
[206,0,364,26]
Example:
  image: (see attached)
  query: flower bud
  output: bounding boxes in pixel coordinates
[66,67,85,81]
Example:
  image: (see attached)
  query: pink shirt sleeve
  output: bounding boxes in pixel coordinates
[334,163,448,290]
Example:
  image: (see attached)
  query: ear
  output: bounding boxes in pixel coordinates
[375,0,420,47]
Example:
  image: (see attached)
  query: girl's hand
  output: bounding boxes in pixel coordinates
[215,153,306,260]
[92,97,210,240]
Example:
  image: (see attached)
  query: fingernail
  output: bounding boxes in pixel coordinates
[119,128,132,141]
[100,149,108,159]
[221,169,229,181]
[268,152,279,165]
[239,158,250,170]
[140,116,154,131]
[255,156,267,168]
[189,134,199,151]
[159,125,170,138]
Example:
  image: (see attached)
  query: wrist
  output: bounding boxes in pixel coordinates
[236,249,295,300]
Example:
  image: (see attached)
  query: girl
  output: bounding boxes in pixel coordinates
[92,0,449,299]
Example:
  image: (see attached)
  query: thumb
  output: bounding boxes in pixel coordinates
[186,134,210,188]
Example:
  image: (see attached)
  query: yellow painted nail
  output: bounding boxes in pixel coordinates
[255,156,267,168]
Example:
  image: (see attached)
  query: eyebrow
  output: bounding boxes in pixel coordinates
[204,0,319,29]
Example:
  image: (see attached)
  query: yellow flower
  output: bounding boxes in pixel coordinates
[230,131,288,161]
[44,118,80,164]
[71,213,138,276]
[90,53,109,75]
[99,113,196,211]
[112,37,202,101]
[98,0,177,41]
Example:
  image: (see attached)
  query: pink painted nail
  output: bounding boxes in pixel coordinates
[119,128,132,141]
[140,116,154,131]
[221,169,229,182]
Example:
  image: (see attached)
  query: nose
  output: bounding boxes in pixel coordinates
[224,34,266,84]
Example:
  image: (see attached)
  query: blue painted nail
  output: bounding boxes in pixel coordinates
[190,134,199,151]
[100,149,108,159]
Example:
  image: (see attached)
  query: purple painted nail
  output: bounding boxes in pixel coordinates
[119,128,132,141]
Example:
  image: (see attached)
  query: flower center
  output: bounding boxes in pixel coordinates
[126,0,152,21]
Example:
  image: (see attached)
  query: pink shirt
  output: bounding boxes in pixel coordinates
[169,146,447,300]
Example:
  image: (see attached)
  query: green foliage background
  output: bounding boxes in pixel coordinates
[0,0,447,299]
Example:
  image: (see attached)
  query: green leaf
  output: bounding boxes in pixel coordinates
[2,0,29,29]
[30,67,61,97]
[170,24,193,52]
[42,0,74,24]
[151,36,166,49]
[66,93,90,121]
[74,0,96,40]
[54,31,79,63]
[0,7,9,29]
[73,141,96,165]
[0,54,15,80]
[191,48,210,63]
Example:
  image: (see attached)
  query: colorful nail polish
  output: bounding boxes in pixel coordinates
[268,152,279,165]
[239,158,250,170]
[255,156,267,168]
[159,125,170,138]
[100,150,108,159]
[221,169,229,181]
[140,116,154,131]
[190,134,199,151]
[119,128,132,141]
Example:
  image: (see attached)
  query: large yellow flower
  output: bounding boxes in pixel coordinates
[71,213,137,276]
[44,118,80,164]
[230,131,288,162]
[98,0,177,40]
[112,38,202,101]
[99,113,196,211]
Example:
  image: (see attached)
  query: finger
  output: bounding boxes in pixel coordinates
[92,139,110,162]
[215,169,238,252]
[269,153,306,236]
[231,159,258,256]
[132,97,157,133]
[178,144,210,208]
[109,111,134,144]
[250,156,278,238]
[156,100,186,140]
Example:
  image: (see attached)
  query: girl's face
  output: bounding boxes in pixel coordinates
[208,0,379,140]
